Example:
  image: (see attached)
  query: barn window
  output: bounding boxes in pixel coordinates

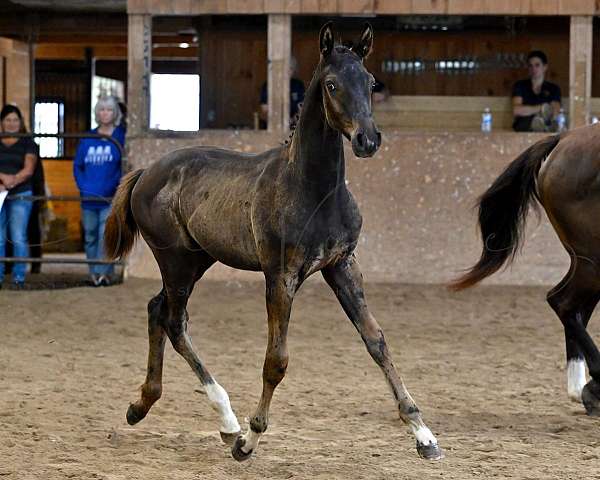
[150,73,200,131]
[34,100,65,158]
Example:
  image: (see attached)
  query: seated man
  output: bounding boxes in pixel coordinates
[259,56,305,129]
[372,76,389,104]
[512,50,561,132]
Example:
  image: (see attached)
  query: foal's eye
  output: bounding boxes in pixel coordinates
[370,81,377,90]
[326,81,336,94]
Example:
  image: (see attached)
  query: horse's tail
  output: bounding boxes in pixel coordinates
[105,169,144,260]
[448,134,561,291]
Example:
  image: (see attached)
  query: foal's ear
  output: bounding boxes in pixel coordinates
[355,23,374,59]
[319,21,334,57]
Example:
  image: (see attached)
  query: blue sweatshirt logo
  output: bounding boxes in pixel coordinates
[84,145,114,165]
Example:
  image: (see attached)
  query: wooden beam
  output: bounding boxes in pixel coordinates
[127,0,599,14]
[569,15,592,128]
[267,14,291,134]
[0,56,5,107]
[127,14,151,136]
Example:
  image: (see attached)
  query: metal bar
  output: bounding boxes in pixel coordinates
[5,195,112,202]
[0,132,126,159]
[0,257,122,265]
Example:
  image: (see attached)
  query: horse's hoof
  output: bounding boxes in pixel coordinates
[231,435,253,462]
[417,441,444,461]
[582,380,600,417]
[126,403,146,425]
[220,430,241,446]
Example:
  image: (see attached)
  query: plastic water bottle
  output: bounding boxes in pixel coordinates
[481,108,492,133]
[556,108,567,132]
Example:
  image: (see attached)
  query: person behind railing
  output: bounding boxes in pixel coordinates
[512,50,562,132]
[258,56,306,130]
[73,95,125,287]
[0,104,38,288]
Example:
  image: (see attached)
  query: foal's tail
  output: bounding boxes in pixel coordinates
[104,169,145,260]
[448,134,561,291]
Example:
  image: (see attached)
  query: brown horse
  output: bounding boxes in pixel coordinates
[104,23,443,462]
[451,124,600,416]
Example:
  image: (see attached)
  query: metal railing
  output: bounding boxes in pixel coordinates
[0,132,126,273]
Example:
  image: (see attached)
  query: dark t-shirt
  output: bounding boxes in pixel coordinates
[512,79,561,106]
[260,78,306,120]
[0,137,38,194]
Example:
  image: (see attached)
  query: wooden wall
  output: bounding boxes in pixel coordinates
[0,37,31,125]
[198,30,267,129]
[42,159,81,247]
[35,66,89,157]
[197,24,578,128]
[128,0,600,15]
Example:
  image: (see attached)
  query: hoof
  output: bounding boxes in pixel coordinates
[231,435,253,462]
[220,430,241,446]
[417,442,444,461]
[126,403,147,425]
[582,380,600,417]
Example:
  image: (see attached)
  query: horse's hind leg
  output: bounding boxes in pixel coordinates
[126,287,168,425]
[158,248,241,442]
[547,257,600,415]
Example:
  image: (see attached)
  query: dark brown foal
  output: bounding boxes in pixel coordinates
[105,23,443,461]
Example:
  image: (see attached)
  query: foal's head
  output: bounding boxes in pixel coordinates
[318,22,381,158]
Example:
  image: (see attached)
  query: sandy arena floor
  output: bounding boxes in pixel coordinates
[1,277,599,479]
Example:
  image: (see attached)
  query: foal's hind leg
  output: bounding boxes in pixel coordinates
[159,250,241,442]
[322,255,443,460]
[128,248,240,440]
[547,259,600,415]
[126,287,168,425]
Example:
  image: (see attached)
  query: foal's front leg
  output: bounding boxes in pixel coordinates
[322,255,443,460]
[232,274,294,461]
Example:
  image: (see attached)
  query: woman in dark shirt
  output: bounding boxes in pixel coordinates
[0,105,37,287]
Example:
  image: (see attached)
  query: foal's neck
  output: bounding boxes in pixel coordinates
[289,70,345,190]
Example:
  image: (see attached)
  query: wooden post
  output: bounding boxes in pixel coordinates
[267,14,291,133]
[569,15,592,129]
[127,13,152,136]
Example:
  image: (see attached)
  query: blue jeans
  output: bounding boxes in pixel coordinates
[82,206,114,276]
[0,190,33,283]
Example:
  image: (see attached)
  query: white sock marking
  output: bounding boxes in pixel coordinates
[411,424,437,446]
[205,383,241,434]
[567,359,586,403]
[241,428,261,453]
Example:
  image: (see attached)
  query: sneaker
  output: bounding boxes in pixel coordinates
[98,275,111,287]
[13,281,25,290]
[90,274,101,287]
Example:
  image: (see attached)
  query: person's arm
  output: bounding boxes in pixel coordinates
[259,83,268,122]
[512,96,544,117]
[551,85,562,118]
[0,153,36,190]
[73,141,86,190]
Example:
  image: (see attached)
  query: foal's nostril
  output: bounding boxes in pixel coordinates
[376,131,382,146]
[356,132,365,147]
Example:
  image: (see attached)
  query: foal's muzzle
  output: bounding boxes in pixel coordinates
[351,122,381,158]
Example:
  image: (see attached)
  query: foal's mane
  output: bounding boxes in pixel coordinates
[284,44,358,147]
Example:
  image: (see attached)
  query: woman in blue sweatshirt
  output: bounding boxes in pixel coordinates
[73,96,124,286]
